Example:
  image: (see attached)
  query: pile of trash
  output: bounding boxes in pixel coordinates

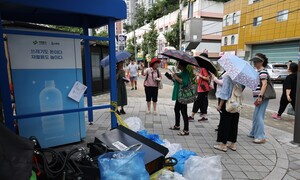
[124,117,223,180]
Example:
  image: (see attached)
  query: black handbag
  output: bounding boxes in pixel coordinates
[263,76,276,100]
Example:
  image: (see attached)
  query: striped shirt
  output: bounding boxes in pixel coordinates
[253,69,269,97]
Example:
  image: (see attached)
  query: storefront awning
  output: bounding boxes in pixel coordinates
[0,0,127,28]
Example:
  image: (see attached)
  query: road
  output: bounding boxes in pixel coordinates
[242,83,283,113]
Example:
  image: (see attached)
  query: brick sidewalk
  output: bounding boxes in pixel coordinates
[62,76,300,180]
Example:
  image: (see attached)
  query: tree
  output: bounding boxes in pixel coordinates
[94,30,109,45]
[164,16,183,50]
[126,38,135,58]
[48,25,83,34]
[123,23,133,33]
[146,21,159,58]
[141,34,148,56]
[126,38,141,59]
[134,4,147,28]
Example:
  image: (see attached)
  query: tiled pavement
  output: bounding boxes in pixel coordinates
[61,77,300,180]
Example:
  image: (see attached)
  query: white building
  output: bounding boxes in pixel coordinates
[125,0,138,25]
[126,0,224,59]
[137,0,156,10]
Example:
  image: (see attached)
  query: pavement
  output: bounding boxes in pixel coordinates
[58,71,300,180]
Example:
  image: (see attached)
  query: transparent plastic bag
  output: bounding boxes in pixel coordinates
[183,156,222,180]
[162,139,182,157]
[124,117,145,132]
[158,169,186,180]
[98,151,150,180]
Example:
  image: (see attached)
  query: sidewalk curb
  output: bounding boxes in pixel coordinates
[263,132,289,180]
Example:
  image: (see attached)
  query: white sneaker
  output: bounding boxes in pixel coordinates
[146,110,151,114]
[153,111,157,115]
[253,139,266,144]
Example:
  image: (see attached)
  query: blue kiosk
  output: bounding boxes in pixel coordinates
[0,0,127,147]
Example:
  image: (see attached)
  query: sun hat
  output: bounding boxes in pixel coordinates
[250,56,264,63]
[150,58,161,67]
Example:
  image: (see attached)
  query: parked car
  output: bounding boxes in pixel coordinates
[265,63,288,83]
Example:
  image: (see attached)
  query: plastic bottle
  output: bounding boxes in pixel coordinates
[39,80,64,135]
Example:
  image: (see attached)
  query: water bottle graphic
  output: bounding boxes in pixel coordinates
[39,80,65,135]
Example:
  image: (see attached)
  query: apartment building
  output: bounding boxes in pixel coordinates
[221,0,300,63]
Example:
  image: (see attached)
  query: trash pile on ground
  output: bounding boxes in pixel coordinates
[123,117,223,180]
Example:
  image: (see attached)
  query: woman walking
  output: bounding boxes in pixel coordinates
[188,53,210,121]
[249,53,269,144]
[116,61,128,114]
[272,62,298,119]
[214,76,243,152]
[144,58,162,115]
[169,61,191,136]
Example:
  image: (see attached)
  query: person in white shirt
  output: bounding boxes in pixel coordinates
[127,59,139,90]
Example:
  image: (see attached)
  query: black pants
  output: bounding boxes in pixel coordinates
[217,102,239,144]
[278,94,296,116]
[192,92,209,114]
[174,100,189,131]
[145,86,158,102]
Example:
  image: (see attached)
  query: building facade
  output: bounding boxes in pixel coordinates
[221,0,300,63]
[137,0,156,10]
[125,0,138,25]
[126,0,224,59]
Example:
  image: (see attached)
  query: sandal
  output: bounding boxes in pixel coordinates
[169,126,180,130]
[198,117,208,122]
[213,144,227,152]
[177,130,189,136]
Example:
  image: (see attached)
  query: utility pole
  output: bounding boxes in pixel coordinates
[179,0,182,51]
[133,23,137,63]
[293,48,300,144]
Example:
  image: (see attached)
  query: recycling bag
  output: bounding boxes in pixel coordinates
[98,151,150,180]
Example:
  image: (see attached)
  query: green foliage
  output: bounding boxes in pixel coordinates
[134,0,190,28]
[164,17,183,50]
[140,21,158,58]
[48,25,83,34]
[95,30,109,45]
[126,38,136,58]
[147,21,159,58]
[123,23,133,33]
[126,38,141,59]
[141,34,149,56]
[134,4,147,28]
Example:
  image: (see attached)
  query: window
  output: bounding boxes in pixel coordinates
[232,13,237,24]
[253,16,262,26]
[277,10,289,22]
[249,0,260,4]
[224,37,228,46]
[225,15,230,26]
[231,35,235,45]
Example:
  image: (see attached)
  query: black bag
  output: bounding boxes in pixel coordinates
[263,75,276,100]
[0,124,34,180]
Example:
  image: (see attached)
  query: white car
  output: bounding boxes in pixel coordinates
[265,63,288,82]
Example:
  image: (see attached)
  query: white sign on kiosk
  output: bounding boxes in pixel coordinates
[7,31,86,148]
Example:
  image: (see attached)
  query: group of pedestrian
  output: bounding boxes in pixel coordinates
[114,51,298,153]
[115,58,162,115]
